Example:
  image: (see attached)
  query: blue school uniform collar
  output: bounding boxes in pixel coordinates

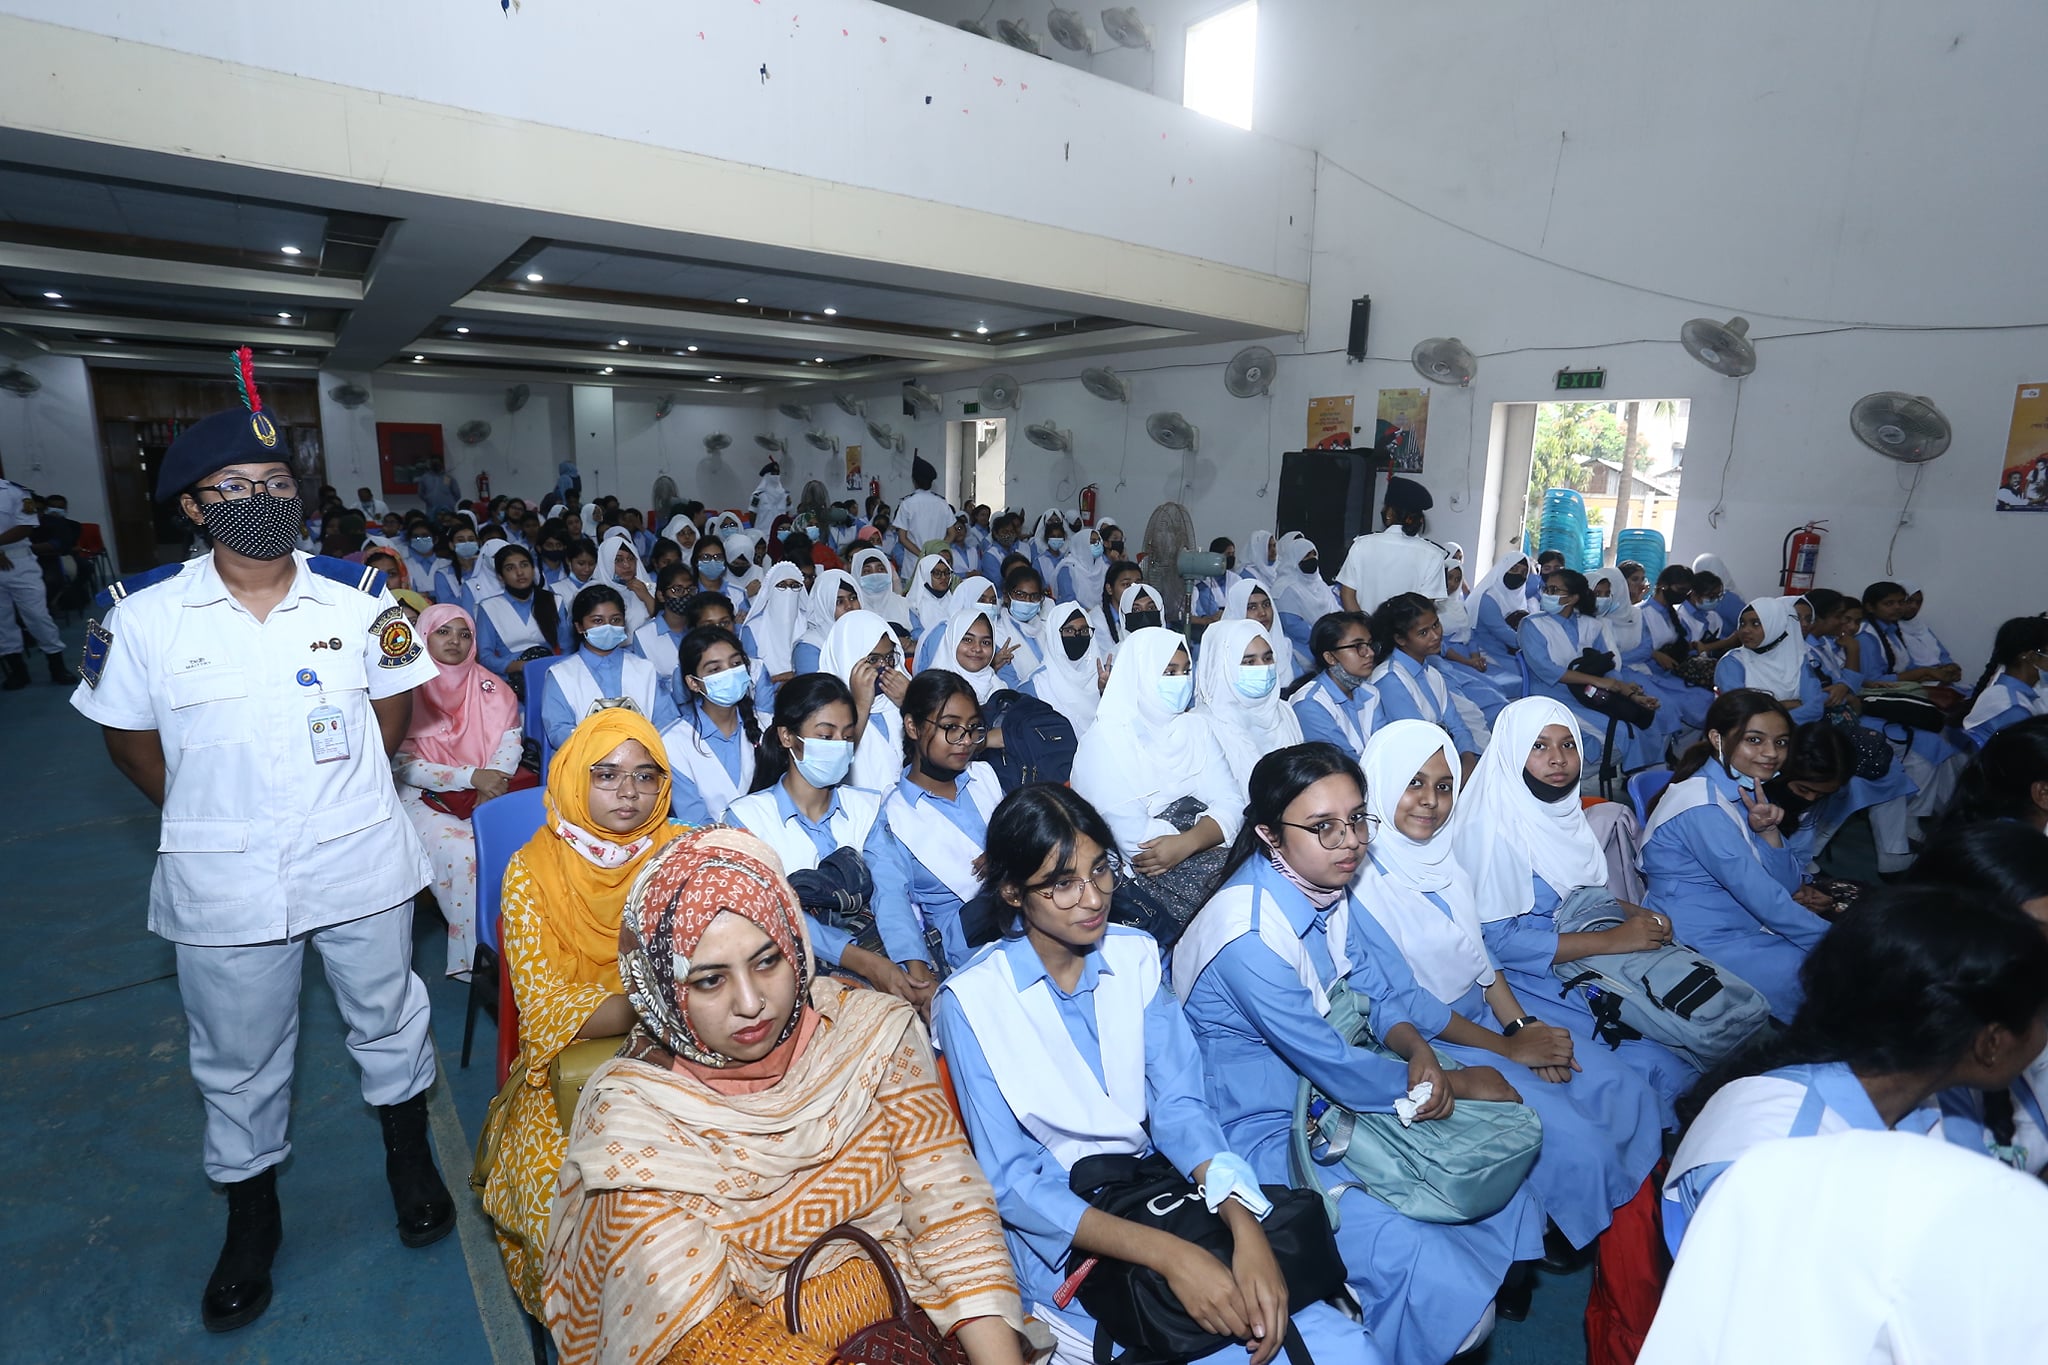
[996,929,1115,998]
[893,764,985,808]
[771,779,844,831]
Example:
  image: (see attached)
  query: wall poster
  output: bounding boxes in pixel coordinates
[844,442,863,490]
[1374,388,1430,472]
[1996,383,2048,511]
[1305,395,1356,450]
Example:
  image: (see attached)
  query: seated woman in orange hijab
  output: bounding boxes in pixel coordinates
[478,708,687,1318]
[542,826,1029,1365]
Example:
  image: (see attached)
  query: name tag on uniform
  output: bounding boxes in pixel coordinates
[308,705,349,763]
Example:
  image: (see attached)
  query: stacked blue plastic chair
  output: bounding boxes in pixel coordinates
[1535,488,1590,569]
[1616,528,1668,580]
[1581,526,1605,571]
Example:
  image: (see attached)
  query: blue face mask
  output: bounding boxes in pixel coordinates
[409,535,436,555]
[699,667,752,707]
[1008,599,1042,624]
[698,560,727,582]
[1089,539,1106,560]
[1235,663,1278,699]
[859,572,894,597]
[584,623,628,652]
[793,735,855,787]
[453,541,480,561]
[1046,536,1066,553]
[1596,596,1622,617]
[1157,673,1195,713]
[1536,593,1567,615]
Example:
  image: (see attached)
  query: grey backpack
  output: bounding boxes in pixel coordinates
[1547,885,1772,1070]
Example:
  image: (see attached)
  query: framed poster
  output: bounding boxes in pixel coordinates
[1995,383,2048,511]
[1374,388,1430,472]
[1305,395,1356,449]
[844,442,863,490]
[375,422,443,495]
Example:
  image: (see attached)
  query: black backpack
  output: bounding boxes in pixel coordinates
[978,689,1078,790]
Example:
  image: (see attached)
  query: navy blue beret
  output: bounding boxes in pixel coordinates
[156,408,290,502]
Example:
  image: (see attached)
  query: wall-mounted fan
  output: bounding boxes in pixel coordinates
[1145,411,1198,453]
[1048,7,1094,51]
[903,383,941,417]
[457,420,492,445]
[834,391,865,418]
[804,430,840,453]
[1024,422,1072,453]
[956,18,992,38]
[865,419,897,445]
[0,366,40,396]
[1101,6,1152,49]
[891,432,908,453]
[1680,316,1757,378]
[1851,392,1952,464]
[1081,366,1129,402]
[704,433,732,455]
[1224,345,1277,398]
[1411,337,1477,387]
[755,434,787,455]
[979,373,1021,410]
[777,401,812,422]
[654,394,675,420]
[996,18,1041,52]
[327,382,369,409]
[505,383,530,413]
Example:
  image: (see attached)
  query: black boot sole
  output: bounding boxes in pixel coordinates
[202,1281,273,1333]
[398,1206,456,1249]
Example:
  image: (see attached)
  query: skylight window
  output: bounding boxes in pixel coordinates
[1183,1,1257,130]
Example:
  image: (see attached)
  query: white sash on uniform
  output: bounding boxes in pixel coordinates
[944,930,1155,1170]
[661,714,755,821]
[884,762,1003,902]
[636,620,682,684]
[1307,676,1374,752]
[552,652,661,724]
[479,595,548,655]
[725,786,882,874]
[1172,877,1352,1017]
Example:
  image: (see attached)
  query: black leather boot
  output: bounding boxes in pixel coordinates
[378,1093,455,1248]
[202,1167,282,1333]
[1494,1261,1535,1322]
[46,651,76,684]
[0,653,27,691]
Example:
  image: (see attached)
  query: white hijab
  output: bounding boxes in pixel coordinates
[1356,719,1495,1005]
[1075,626,1210,808]
[1591,565,1645,652]
[1690,552,1741,601]
[660,514,699,554]
[1194,618,1305,791]
[1246,530,1279,589]
[918,603,1001,703]
[1474,550,1533,621]
[1269,532,1335,626]
[467,536,510,603]
[746,561,808,674]
[906,552,953,627]
[1727,595,1808,702]
[819,608,906,792]
[1895,582,1946,668]
[722,531,765,595]
[1061,525,1112,607]
[1030,601,1105,733]
[1117,579,1164,633]
[592,527,653,631]
[1435,541,1474,637]
[849,547,913,628]
[800,569,857,652]
[1453,698,1610,924]
[1032,507,1068,561]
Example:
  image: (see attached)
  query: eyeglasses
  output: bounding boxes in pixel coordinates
[1060,624,1094,640]
[1010,587,1044,602]
[196,475,300,501]
[1029,857,1118,909]
[589,765,666,792]
[1278,810,1377,849]
[932,721,989,746]
[864,651,901,672]
[1331,640,1374,657]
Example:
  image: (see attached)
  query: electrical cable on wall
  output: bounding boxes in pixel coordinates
[1706,378,1745,530]
[1885,464,1923,577]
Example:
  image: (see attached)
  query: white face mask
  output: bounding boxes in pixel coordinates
[1235,663,1278,699]
[1156,673,1194,713]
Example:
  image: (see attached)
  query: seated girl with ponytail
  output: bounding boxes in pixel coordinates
[540,584,679,750]
[937,784,1388,1365]
[1963,616,2048,745]
[1943,715,2048,833]
[658,626,760,826]
[723,673,933,1015]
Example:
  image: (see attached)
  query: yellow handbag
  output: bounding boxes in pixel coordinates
[549,1035,629,1131]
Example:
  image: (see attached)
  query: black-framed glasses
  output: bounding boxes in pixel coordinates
[1009,586,1045,603]
[589,764,666,792]
[934,722,989,746]
[864,650,901,672]
[196,475,300,501]
[1331,639,1375,658]
[1278,810,1377,849]
[1060,622,1095,640]
[1029,856,1117,909]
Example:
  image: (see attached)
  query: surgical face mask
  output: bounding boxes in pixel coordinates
[698,560,727,582]
[1062,633,1091,662]
[1537,593,1567,615]
[453,541,480,561]
[698,667,753,707]
[409,535,436,555]
[583,622,628,651]
[1008,599,1042,624]
[859,572,894,597]
[1596,596,1622,617]
[1699,594,1723,609]
[1046,536,1066,552]
[198,493,301,562]
[1089,539,1106,560]
[1125,609,1164,632]
[793,735,854,787]
[1156,673,1194,713]
[1235,663,1278,699]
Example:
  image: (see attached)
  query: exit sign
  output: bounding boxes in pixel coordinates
[1555,368,1606,391]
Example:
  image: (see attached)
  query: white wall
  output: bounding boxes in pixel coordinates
[0,354,110,536]
[882,0,1198,107]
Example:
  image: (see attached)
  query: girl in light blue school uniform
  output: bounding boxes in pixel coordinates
[1963,618,2048,746]
[1370,593,1484,766]
[938,785,1388,1365]
[1468,551,1533,669]
[539,584,680,750]
[1286,611,1379,761]
[1349,721,1663,1254]
[1662,884,2048,1253]
[1223,578,1308,688]
[1454,698,1704,1124]
[1431,548,1516,721]
[1517,568,1665,771]
[1173,742,1542,1365]
[657,625,758,828]
[1855,580,1970,869]
[1640,691,1828,1020]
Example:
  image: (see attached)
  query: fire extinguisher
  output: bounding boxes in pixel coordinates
[1078,483,1099,527]
[475,470,491,499]
[868,476,881,505]
[1780,521,1826,594]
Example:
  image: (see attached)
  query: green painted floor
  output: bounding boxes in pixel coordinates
[3,622,1594,1364]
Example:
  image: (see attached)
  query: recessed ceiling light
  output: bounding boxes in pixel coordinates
[735,297,749,304]
[280,245,302,256]
[686,345,699,352]
[952,331,962,338]
[455,326,470,334]
[822,307,838,316]
[711,376,723,382]
[975,323,989,335]
[601,366,614,375]
[525,272,544,283]
[413,354,424,362]
[42,291,61,300]
[814,356,826,363]
[617,338,629,346]
[276,311,292,320]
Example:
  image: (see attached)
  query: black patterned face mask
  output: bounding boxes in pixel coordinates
[200,492,302,561]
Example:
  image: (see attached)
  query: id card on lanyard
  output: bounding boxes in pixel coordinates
[297,666,351,763]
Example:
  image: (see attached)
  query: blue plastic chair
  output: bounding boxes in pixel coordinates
[1616,528,1667,580]
[1628,767,1675,824]
[461,786,547,1071]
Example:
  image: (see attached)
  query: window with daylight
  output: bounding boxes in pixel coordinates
[1183,1,1257,130]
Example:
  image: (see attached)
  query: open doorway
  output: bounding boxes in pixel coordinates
[1521,400,1690,566]
[954,418,1007,513]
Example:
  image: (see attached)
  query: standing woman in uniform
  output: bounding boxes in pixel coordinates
[540,584,680,751]
[394,605,527,979]
[478,710,684,1316]
[658,626,759,827]
[73,396,454,1330]
[473,543,560,693]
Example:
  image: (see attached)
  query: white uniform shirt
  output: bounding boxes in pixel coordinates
[893,488,956,557]
[0,479,39,571]
[71,552,439,946]
[1335,530,1447,611]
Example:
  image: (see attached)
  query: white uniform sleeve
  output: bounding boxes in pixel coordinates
[69,597,158,729]
[364,587,443,699]
[1335,535,1373,594]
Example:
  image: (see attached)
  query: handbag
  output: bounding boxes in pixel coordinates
[1065,1151,1339,1365]
[421,765,540,820]
[1859,687,1946,732]
[791,847,950,980]
[1568,646,1657,731]
[783,1222,967,1365]
[550,1034,629,1131]
[1292,980,1544,1225]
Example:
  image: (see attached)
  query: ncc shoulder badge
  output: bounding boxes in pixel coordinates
[81,620,113,689]
[372,604,422,669]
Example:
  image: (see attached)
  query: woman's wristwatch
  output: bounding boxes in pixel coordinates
[1501,1015,1540,1037]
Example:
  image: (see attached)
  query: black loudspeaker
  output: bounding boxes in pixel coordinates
[1277,449,1382,583]
[1347,296,1372,362]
